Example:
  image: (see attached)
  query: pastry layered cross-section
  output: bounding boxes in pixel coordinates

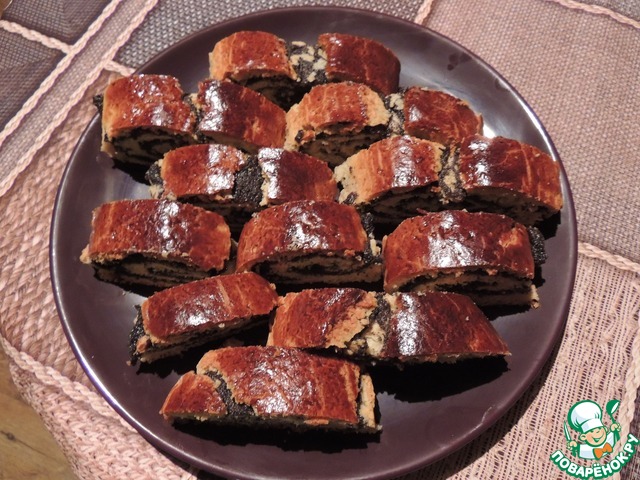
[208,30,300,109]
[268,288,509,363]
[147,144,337,231]
[207,31,401,109]
[382,210,540,307]
[130,273,278,363]
[285,82,390,165]
[386,87,482,146]
[335,135,446,224]
[235,200,382,285]
[193,79,286,153]
[160,346,379,433]
[147,143,249,223]
[95,74,196,170]
[317,32,400,96]
[441,134,563,225]
[256,147,338,205]
[80,199,231,289]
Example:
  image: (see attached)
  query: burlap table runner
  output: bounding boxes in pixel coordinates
[1,1,638,479]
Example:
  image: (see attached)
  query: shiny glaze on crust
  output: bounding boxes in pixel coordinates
[318,33,400,95]
[102,75,194,136]
[381,292,509,359]
[159,144,247,199]
[84,199,231,272]
[403,88,482,146]
[383,210,534,290]
[337,135,444,203]
[285,82,389,147]
[458,135,563,212]
[209,30,296,82]
[236,200,369,272]
[196,346,362,423]
[161,371,227,418]
[196,79,286,151]
[141,273,278,340]
[270,288,377,348]
[257,148,338,205]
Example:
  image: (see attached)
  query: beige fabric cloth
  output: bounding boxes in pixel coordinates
[0,1,639,479]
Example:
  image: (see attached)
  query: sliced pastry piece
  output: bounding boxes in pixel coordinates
[147,143,247,207]
[268,288,509,363]
[440,134,563,225]
[317,33,400,96]
[160,346,379,433]
[130,273,278,363]
[386,87,482,146]
[335,135,446,224]
[147,144,337,231]
[257,147,338,205]
[194,79,286,153]
[285,82,390,165]
[95,74,196,171]
[80,199,231,289]
[382,210,539,307]
[208,30,302,109]
[146,143,254,231]
[236,200,382,285]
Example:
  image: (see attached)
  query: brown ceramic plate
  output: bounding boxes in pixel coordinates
[50,7,577,480]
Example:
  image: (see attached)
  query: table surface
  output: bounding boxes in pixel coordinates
[0,2,639,480]
[0,346,75,479]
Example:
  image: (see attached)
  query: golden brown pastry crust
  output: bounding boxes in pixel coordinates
[335,135,444,204]
[285,82,389,161]
[380,291,509,360]
[235,200,371,273]
[268,289,509,362]
[318,33,400,95]
[209,31,296,82]
[80,199,231,272]
[101,74,195,139]
[160,371,227,419]
[192,346,376,429]
[139,273,278,345]
[269,288,377,349]
[382,210,535,292]
[257,148,338,205]
[157,144,247,201]
[402,87,482,146]
[195,79,286,152]
[458,135,563,214]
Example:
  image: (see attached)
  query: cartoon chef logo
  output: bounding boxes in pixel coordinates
[565,399,620,460]
[550,399,639,479]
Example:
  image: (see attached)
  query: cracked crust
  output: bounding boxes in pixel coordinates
[209,30,297,83]
[285,82,390,165]
[235,201,382,284]
[161,346,379,432]
[99,74,196,166]
[131,273,278,363]
[80,199,231,288]
[382,210,538,307]
[195,79,286,153]
[268,289,509,363]
[318,33,400,95]
[455,135,563,223]
[401,87,482,146]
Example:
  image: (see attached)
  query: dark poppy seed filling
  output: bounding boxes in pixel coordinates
[527,226,548,265]
[232,157,263,206]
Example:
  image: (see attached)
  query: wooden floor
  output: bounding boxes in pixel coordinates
[0,345,76,479]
